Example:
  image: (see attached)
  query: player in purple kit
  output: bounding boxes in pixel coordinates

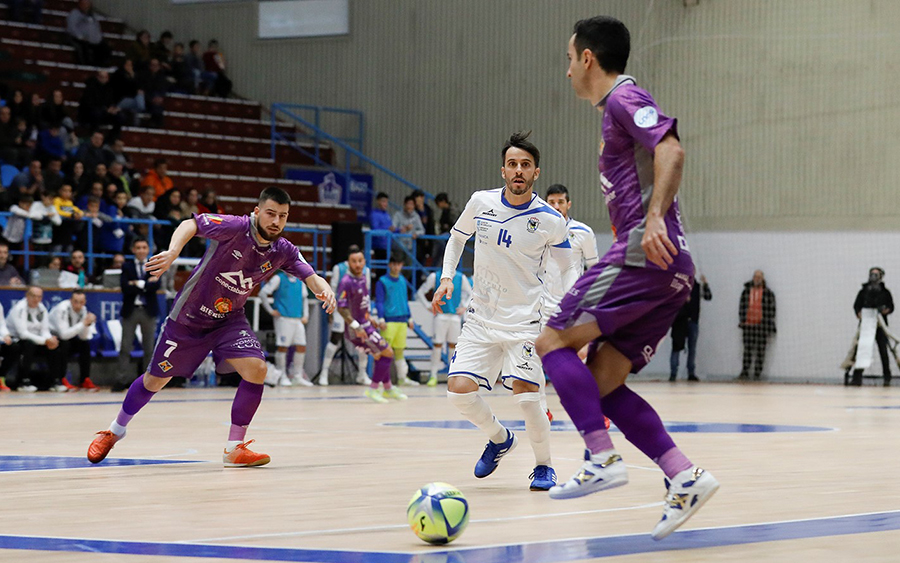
[87,187,336,467]
[335,246,404,403]
[534,16,718,539]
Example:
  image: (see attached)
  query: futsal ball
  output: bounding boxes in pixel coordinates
[407,482,470,545]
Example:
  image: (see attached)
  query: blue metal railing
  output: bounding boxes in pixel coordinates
[282,225,330,274]
[364,230,473,294]
[270,104,364,167]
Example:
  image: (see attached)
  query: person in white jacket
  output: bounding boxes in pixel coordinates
[0,302,14,392]
[7,286,60,392]
[49,289,98,391]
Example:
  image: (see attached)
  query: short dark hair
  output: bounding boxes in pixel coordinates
[160,31,173,40]
[189,40,199,48]
[411,189,425,198]
[375,192,389,200]
[502,130,540,168]
[132,237,149,247]
[545,184,569,200]
[346,244,363,257]
[259,187,291,206]
[389,255,405,264]
[403,195,415,205]
[573,16,630,74]
[208,39,219,47]
[152,158,167,169]
[435,192,449,204]
[71,289,86,298]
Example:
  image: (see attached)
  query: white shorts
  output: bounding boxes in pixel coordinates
[275,316,307,347]
[433,313,462,345]
[447,320,543,391]
[330,314,345,334]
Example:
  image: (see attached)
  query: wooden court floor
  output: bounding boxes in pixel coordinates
[1,381,899,562]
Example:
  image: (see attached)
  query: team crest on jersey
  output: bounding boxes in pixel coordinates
[232,249,242,260]
[526,217,540,233]
[260,261,272,273]
[522,342,535,359]
[158,360,174,373]
[205,215,223,225]
[214,297,233,314]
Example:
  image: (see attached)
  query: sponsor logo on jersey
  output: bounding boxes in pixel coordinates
[199,305,227,319]
[641,344,656,364]
[205,214,223,225]
[232,249,242,260]
[522,342,535,359]
[633,106,659,128]
[214,297,233,314]
[481,209,497,217]
[158,360,174,373]
[233,337,261,350]
[527,217,540,233]
[216,271,254,294]
[516,362,533,371]
[260,261,272,273]
[450,350,457,364]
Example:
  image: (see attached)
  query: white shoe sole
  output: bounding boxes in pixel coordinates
[651,474,720,540]
[549,468,629,499]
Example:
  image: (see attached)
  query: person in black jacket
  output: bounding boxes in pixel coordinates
[670,275,712,381]
[849,267,894,386]
[112,238,161,392]
[78,71,123,139]
[738,270,776,380]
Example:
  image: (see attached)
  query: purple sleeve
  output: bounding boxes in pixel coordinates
[607,86,677,154]
[194,213,246,241]
[336,276,349,308]
[279,244,316,281]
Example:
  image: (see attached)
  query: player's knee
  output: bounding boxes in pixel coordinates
[535,330,561,358]
[511,379,540,395]
[514,391,540,405]
[142,373,170,392]
[382,347,394,359]
[447,375,477,394]
[447,388,478,407]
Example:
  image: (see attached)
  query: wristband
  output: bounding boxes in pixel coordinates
[349,320,360,330]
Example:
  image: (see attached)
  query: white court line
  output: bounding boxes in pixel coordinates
[187,501,663,543]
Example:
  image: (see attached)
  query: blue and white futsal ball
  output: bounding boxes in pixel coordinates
[407,482,470,545]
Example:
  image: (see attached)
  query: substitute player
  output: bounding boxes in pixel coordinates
[87,187,336,467]
[317,251,371,386]
[416,269,472,386]
[375,256,417,386]
[336,247,406,403]
[260,269,312,387]
[535,16,718,539]
[433,131,579,491]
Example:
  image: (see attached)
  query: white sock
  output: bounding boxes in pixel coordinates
[226,440,242,451]
[292,351,306,377]
[395,356,408,381]
[447,391,506,443]
[516,392,551,466]
[430,346,442,380]
[539,388,549,413]
[275,351,287,374]
[320,342,338,375]
[109,421,127,437]
[357,352,368,377]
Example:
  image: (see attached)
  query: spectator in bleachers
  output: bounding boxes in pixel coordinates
[50,289,98,391]
[24,93,42,132]
[112,238,160,392]
[30,192,61,257]
[153,188,183,248]
[53,183,84,253]
[202,40,233,98]
[8,0,44,24]
[107,162,128,194]
[185,40,205,94]
[87,162,110,191]
[141,158,173,199]
[197,189,220,214]
[80,196,110,258]
[369,191,392,264]
[76,180,103,209]
[66,0,112,66]
[3,194,35,249]
[127,184,155,218]
[0,243,24,286]
[137,59,168,128]
[110,139,135,179]
[7,286,61,392]
[9,160,44,203]
[111,59,145,127]
[37,125,66,163]
[12,118,37,165]
[170,43,195,94]
[75,131,112,173]
[43,157,64,195]
[183,188,200,216]
[6,90,29,125]
[101,191,128,254]
[64,249,89,287]
[66,0,111,67]
[125,30,153,74]
[78,72,122,138]
[391,195,424,262]
[413,189,435,268]
[66,161,86,195]
[151,31,174,70]
[40,90,75,134]
[1,105,32,169]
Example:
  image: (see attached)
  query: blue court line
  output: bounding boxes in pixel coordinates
[0,455,202,473]
[847,406,900,410]
[3,510,900,562]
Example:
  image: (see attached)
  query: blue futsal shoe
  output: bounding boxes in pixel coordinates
[474,429,517,478]
[529,465,558,491]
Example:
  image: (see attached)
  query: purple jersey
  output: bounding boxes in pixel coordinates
[168,213,316,330]
[336,273,370,324]
[598,76,692,274]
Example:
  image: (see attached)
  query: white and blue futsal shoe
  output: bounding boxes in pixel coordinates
[651,466,719,540]
[549,449,629,499]
[529,465,558,491]
[473,429,517,478]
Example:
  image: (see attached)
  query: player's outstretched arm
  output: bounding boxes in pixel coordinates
[303,273,336,314]
[146,218,198,276]
[642,133,684,270]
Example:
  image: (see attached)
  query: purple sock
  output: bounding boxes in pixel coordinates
[601,385,690,476]
[656,447,693,479]
[229,379,264,442]
[542,348,610,447]
[375,356,392,389]
[115,375,157,427]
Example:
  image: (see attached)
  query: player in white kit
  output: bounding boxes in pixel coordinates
[433,132,579,491]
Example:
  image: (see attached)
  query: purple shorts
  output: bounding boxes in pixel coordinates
[547,260,693,373]
[147,316,265,378]
[345,322,389,355]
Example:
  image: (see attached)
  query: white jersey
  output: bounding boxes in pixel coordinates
[542,218,600,316]
[447,188,568,332]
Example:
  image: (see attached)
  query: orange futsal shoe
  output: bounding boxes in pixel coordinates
[605,416,611,429]
[80,377,99,391]
[546,409,554,422]
[88,430,123,464]
[223,440,271,468]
